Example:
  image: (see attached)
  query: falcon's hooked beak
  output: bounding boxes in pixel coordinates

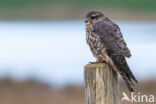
[85,18,89,23]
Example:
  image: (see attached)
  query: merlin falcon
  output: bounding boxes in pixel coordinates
[85,11,138,92]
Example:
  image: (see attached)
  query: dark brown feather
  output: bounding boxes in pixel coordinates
[85,11,138,92]
[93,20,131,57]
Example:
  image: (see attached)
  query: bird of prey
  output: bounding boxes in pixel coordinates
[85,11,138,92]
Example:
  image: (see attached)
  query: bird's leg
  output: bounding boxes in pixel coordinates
[89,61,98,64]
[89,60,107,64]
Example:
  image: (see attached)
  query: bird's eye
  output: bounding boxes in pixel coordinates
[91,16,97,19]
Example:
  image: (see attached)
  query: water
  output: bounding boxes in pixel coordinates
[0,20,156,86]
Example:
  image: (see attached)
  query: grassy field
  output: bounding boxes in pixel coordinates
[1,0,156,10]
[0,0,156,20]
[0,78,155,104]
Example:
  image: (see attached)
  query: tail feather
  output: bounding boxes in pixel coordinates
[131,74,138,84]
[110,55,138,92]
[125,78,134,92]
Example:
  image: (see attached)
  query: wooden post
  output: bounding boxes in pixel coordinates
[84,63,120,104]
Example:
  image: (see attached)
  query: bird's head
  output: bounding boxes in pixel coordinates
[85,11,105,24]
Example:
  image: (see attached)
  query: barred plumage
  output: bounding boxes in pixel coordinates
[85,11,138,92]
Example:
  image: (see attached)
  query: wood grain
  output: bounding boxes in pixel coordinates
[84,63,120,104]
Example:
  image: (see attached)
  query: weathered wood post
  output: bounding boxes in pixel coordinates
[84,63,120,104]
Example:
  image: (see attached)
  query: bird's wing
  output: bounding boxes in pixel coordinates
[93,20,138,92]
[93,20,131,58]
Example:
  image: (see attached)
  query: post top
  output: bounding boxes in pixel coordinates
[84,63,106,69]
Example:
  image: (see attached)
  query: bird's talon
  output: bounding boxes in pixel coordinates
[89,61,106,64]
[89,61,98,64]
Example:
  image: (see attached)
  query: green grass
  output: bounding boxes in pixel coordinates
[0,0,156,11]
[0,0,156,20]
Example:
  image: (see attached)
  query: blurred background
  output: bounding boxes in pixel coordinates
[0,0,156,104]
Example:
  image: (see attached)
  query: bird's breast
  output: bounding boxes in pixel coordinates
[86,26,107,61]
